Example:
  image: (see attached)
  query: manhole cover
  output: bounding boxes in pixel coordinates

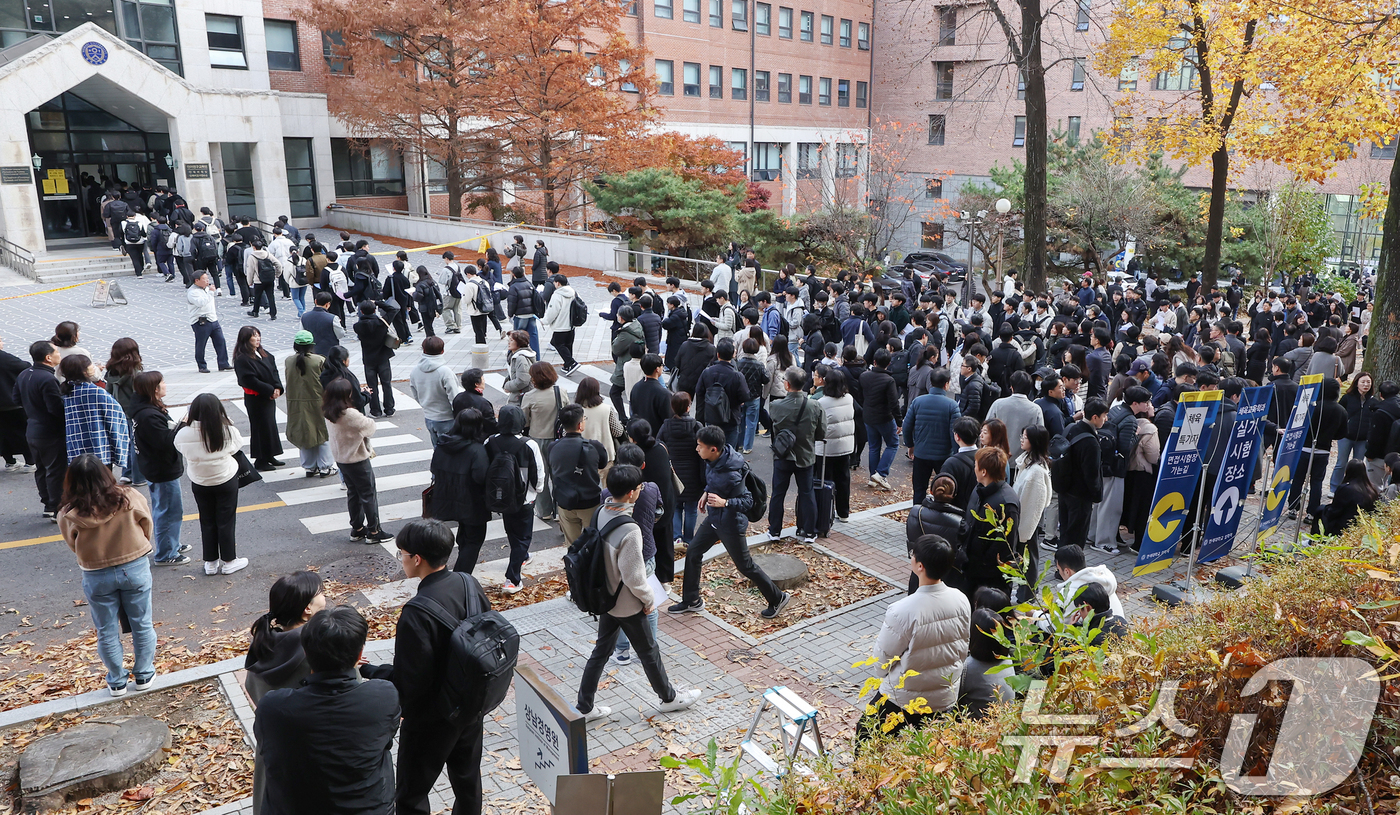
[319,552,401,585]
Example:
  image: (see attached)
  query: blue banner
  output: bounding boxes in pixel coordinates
[1258,374,1325,542]
[1196,386,1274,564]
[1132,390,1224,577]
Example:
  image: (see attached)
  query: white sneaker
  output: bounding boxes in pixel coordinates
[204,560,222,575]
[109,684,127,697]
[220,557,249,575]
[117,476,133,485]
[658,688,701,713]
[582,705,612,722]
[873,473,892,490]
[501,580,523,594]
[133,676,155,692]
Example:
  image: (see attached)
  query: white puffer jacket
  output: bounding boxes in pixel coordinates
[873,583,971,710]
[815,393,855,458]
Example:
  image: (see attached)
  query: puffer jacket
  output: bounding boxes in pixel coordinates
[903,388,961,461]
[1127,417,1161,472]
[907,496,970,591]
[673,338,716,395]
[541,285,575,332]
[1012,458,1050,544]
[502,348,537,405]
[963,480,1021,596]
[815,393,855,458]
[702,444,751,528]
[659,415,706,502]
[872,583,971,710]
[427,433,489,523]
[611,320,645,388]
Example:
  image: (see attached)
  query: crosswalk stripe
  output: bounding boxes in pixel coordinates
[227,399,289,424]
[239,422,399,449]
[257,448,435,483]
[483,372,577,396]
[277,470,430,505]
[304,498,552,536]
[574,364,614,382]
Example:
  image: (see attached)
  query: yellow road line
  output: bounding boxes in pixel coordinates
[0,281,95,301]
[0,500,287,551]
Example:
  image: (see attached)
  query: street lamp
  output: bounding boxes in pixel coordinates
[994,197,1012,284]
[958,210,989,307]
[30,153,41,170]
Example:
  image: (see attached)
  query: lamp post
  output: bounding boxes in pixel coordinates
[994,197,1011,287]
[959,209,988,307]
[30,153,41,171]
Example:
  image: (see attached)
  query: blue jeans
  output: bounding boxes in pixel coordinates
[513,317,540,356]
[426,418,455,447]
[290,286,307,316]
[1330,438,1367,491]
[672,501,698,542]
[724,423,743,451]
[121,420,144,484]
[616,558,659,654]
[866,420,898,477]
[741,398,761,451]
[148,479,184,561]
[82,556,156,690]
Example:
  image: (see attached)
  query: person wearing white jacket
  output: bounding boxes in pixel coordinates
[540,274,580,374]
[813,366,856,523]
[1013,425,1052,598]
[1053,544,1126,619]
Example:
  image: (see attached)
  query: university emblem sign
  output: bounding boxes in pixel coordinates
[80,42,108,66]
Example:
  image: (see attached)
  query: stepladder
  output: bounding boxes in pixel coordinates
[740,686,824,777]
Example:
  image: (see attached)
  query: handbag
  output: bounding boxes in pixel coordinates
[670,465,685,496]
[234,449,262,488]
[379,316,402,350]
[421,483,434,518]
[771,398,807,459]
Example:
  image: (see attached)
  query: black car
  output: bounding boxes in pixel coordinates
[905,251,968,273]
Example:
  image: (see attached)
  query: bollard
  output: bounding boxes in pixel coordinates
[472,343,489,370]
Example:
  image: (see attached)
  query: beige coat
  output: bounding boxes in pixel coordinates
[873,583,971,710]
[59,487,153,569]
[1127,417,1162,472]
[329,407,377,463]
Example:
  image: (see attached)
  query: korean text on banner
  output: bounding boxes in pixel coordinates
[1131,390,1224,577]
[1257,373,1325,543]
[1197,386,1274,564]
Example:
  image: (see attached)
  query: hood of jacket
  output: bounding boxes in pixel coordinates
[249,248,271,260]
[416,354,448,375]
[1063,564,1118,598]
[713,444,745,477]
[435,432,478,457]
[497,404,526,436]
[555,285,576,300]
[59,505,119,529]
[1066,419,1098,442]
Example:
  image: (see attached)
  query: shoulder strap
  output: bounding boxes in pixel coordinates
[554,385,562,413]
[407,591,460,631]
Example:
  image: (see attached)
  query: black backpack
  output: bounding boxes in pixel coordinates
[888,351,910,387]
[569,293,588,327]
[257,255,278,284]
[741,464,768,524]
[485,437,529,514]
[532,287,547,318]
[563,508,636,615]
[122,220,143,244]
[407,572,519,722]
[471,278,491,314]
[193,233,218,262]
[447,268,464,299]
[1048,432,1090,492]
[703,382,733,425]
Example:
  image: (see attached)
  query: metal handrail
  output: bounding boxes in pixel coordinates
[0,235,36,279]
[325,203,625,242]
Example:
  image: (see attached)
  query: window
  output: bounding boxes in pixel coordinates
[1118,57,1138,91]
[1071,57,1085,90]
[620,59,637,92]
[732,0,747,30]
[839,18,851,46]
[1113,116,1133,142]
[323,31,350,74]
[800,10,813,40]
[837,78,849,106]
[938,6,955,45]
[283,138,317,218]
[818,76,831,104]
[1013,115,1026,147]
[858,21,869,49]
[205,14,246,68]
[732,67,747,99]
[1076,0,1089,30]
[710,64,723,97]
[331,139,405,197]
[684,0,701,21]
[935,61,954,99]
[753,143,782,181]
[683,62,701,96]
[928,114,946,145]
[797,143,821,178]
[1067,116,1081,145]
[836,143,857,178]
[925,178,943,198]
[820,14,832,44]
[856,80,867,107]
[799,74,812,103]
[656,59,674,94]
[1153,37,1198,90]
[1017,70,1025,99]
[1373,135,1398,160]
[655,0,673,18]
[921,222,945,249]
[756,2,770,34]
[624,0,637,14]
[727,141,749,174]
[221,143,257,219]
[755,70,770,101]
[777,72,792,102]
[264,20,299,71]
[778,6,792,37]
[710,0,722,26]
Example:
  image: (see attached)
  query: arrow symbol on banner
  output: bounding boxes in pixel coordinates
[1211,486,1240,526]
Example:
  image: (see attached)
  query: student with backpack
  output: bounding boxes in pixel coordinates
[244,239,281,320]
[460,265,493,344]
[1089,386,1147,555]
[541,273,583,374]
[361,520,501,815]
[506,267,544,356]
[120,211,148,277]
[483,405,546,594]
[412,264,443,338]
[669,425,791,619]
[436,252,465,335]
[693,338,751,451]
[1049,398,1107,552]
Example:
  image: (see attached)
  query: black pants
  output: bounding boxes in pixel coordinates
[176,256,193,286]
[469,314,489,344]
[0,408,30,464]
[244,394,283,465]
[452,520,489,573]
[819,454,850,519]
[250,282,278,318]
[192,319,229,371]
[1058,493,1094,549]
[340,459,380,532]
[911,456,946,508]
[609,383,628,422]
[681,513,782,607]
[125,244,145,275]
[420,309,437,338]
[768,459,814,536]
[576,610,676,714]
[1290,450,1329,517]
[28,434,65,511]
[855,694,938,745]
[192,475,238,562]
[551,329,576,368]
[501,505,534,584]
[328,297,346,328]
[364,359,394,415]
[654,500,676,582]
[395,714,484,815]
[391,307,411,342]
[1124,470,1155,547]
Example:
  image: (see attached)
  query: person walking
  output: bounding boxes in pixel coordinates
[353,301,397,417]
[174,394,247,575]
[410,337,462,447]
[104,338,146,487]
[611,306,646,419]
[549,404,609,545]
[766,368,827,542]
[284,333,334,477]
[531,239,549,286]
[630,354,674,436]
[903,367,961,506]
[233,327,285,472]
[436,252,464,335]
[15,341,66,519]
[381,260,415,345]
[59,454,158,696]
[426,409,491,573]
[659,392,705,547]
[324,379,394,544]
[907,474,970,594]
[130,371,187,565]
[119,210,148,277]
[244,240,280,320]
[187,270,232,373]
[414,265,443,339]
[520,361,562,521]
[484,406,546,594]
[460,265,492,344]
[694,338,750,450]
[506,267,543,356]
[860,348,901,490]
[541,272,580,374]
[576,376,623,470]
[669,426,790,618]
[735,339,769,454]
[60,355,130,470]
[501,330,537,407]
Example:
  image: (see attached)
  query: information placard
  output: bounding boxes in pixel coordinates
[185,163,211,180]
[515,664,588,804]
[0,167,32,184]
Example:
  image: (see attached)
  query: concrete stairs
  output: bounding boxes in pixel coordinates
[33,249,136,284]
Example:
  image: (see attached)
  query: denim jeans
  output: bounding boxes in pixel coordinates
[82,556,156,690]
[426,418,455,447]
[616,558,658,654]
[866,420,899,478]
[1330,438,1367,491]
[741,398,761,451]
[672,502,698,542]
[148,479,184,561]
[290,286,307,316]
[513,317,541,356]
[297,442,334,472]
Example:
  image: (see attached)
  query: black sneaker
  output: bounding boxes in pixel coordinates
[760,592,792,619]
[42,509,57,521]
[667,598,705,615]
[349,528,367,543]
[1039,537,1060,553]
[1090,542,1123,556]
[367,529,394,543]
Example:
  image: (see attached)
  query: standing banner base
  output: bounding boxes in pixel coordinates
[1151,579,1211,607]
[1214,565,1249,589]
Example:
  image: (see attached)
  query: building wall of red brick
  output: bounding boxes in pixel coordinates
[261,0,332,95]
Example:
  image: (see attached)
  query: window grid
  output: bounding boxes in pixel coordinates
[1076,0,1089,31]
[756,2,770,34]
[925,178,943,199]
[818,76,831,105]
[732,67,747,99]
[205,14,246,69]
[820,14,832,44]
[265,19,299,71]
[938,6,955,45]
[778,72,792,102]
[710,0,722,26]
[799,74,812,104]
[656,59,674,94]
[655,0,673,19]
[710,64,723,97]
[855,80,867,108]
[755,69,770,101]
[800,11,813,41]
[1068,116,1082,145]
[323,31,351,75]
[839,18,851,46]
[921,222,945,249]
[1071,58,1085,91]
[1373,135,1398,160]
[797,142,820,179]
[732,0,747,30]
[836,143,857,178]
[283,137,317,218]
[1013,115,1027,147]
[778,6,792,37]
[837,78,849,106]
[857,21,869,49]
[935,61,954,100]
[684,0,701,21]
[683,62,701,96]
[928,114,946,145]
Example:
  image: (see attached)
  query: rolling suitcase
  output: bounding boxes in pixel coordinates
[815,455,836,538]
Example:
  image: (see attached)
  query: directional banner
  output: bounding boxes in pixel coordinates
[1196,386,1274,564]
[1132,390,1224,577]
[1258,373,1325,542]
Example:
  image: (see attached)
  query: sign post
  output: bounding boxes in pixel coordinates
[514,664,588,807]
[1132,390,1224,580]
[1196,386,1274,565]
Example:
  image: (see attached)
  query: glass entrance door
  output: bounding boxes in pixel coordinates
[35,164,84,240]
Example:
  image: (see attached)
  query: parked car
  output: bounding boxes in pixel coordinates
[905,251,968,274]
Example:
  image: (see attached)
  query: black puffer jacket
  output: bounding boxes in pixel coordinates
[659,416,705,503]
[130,398,184,483]
[963,480,1021,597]
[427,432,489,523]
[908,496,970,591]
[673,338,716,395]
[637,309,663,354]
[1340,387,1374,441]
[506,277,539,318]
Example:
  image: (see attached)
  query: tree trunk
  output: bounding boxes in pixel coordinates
[1201,145,1229,290]
[1367,149,1400,383]
[445,143,464,220]
[540,139,557,228]
[1020,0,1048,294]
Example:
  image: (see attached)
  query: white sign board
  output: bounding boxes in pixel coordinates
[515,664,588,804]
